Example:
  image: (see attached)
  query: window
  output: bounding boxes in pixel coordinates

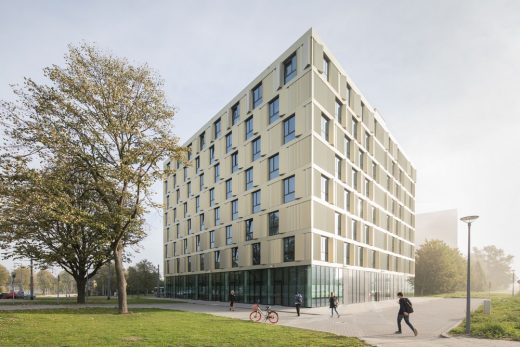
[187,256,192,272]
[344,190,351,212]
[351,117,358,138]
[269,97,279,124]
[200,254,205,271]
[284,53,297,83]
[351,219,357,240]
[173,241,177,256]
[283,175,295,203]
[225,179,232,199]
[344,243,350,265]
[335,212,341,235]
[346,84,352,106]
[196,235,201,252]
[245,116,253,140]
[323,55,330,80]
[209,145,215,164]
[231,151,238,173]
[372,162,377,179]
[183,238,188,254]
[166,194,170,209]
[199,174,204,191]
[214,118,221,139]
[232,247,239,268]
[186,147,192,161]
[183,167,187,182]
[199,213,205,231]
[183,202,187,217]
[358,198,364,217]
[283,115,296,144]
[283,236,295,262]
[252,137,261,161]
[321,115,329,141]
[214,163,220,182]
[245,219,253,241]
[344,136,350,159]
[268,154,279,180]
[364,225,370,244]
[356,246,364,267]
[335,156,342,179]
[231,199,238,220]
[245,167,253,191]
[214,207,220,226]
[359,150,364,169]
[164,211,168,227]
[225,132,232,153]
[176,224,180,238]
[252,243,261,265]
[173,208,176,221]
[187,181,192,197]
[335,99,342,122]
[214,250,220,269]
[199,132,205,150]
[173,174,177,187]
[164,180,168,193]
[268,211,279,236]
[209,188,215,207]
[195,196,200,213]
[210,230,215,248]
[320,236,328,262]
[352,168,358,190]
[252,83,262,109]
[252,190,261,213]
[232,103,240,125]
[364,132,370,151]
[226,225,233,245]
[371,206,376,223]
[195,157,200,173]
[320,175,329,202]
[364,178,370,197]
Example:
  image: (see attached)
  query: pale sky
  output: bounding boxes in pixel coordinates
[1,1,519,276]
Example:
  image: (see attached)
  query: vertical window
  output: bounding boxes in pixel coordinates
[183,167,187,182]
[183,202,187,217]
[164,180,168,193]
[283,175,295,203]
[351,219,357,240]
[173,241,177,256]
[283,115,296,144]
[344,190,350,212]
[358,198,364,217]
[187,256,192,272]
[365,132,370,151]
[284,53,297,83]
[321,115,329,141]
[199,213,205,231]
[231,199,238,220]
[166,194,170,209]
[320,175,329,202]
[335,212,341,235]
[252,83,263,108]
[187,181,192,197]
[209,145,215,164]
[357,246,364,267]
[268,154,279,180]
[269,97,279,124]
[320,236,328,262]
[173,174,177,187]
[371,206,376,223]
[199,174,204,191]
[245,219,253,241]
[245,116,253,140]
[323,55,330,81]
[199,132,206,150]
[200,254,205,271]
[183,238,188,254]
[195,196,200,213]
[214,163,220,183]
[365,178,370,197]
[176,224,180,238]
[283,236,295,262]
[209,188,215,207]
[351,117,358,138]
[225,179,232,199]
[344,136,350,159]
[196,235,201,252]
[173,208,176,221]
[214,250,220,269]
[359,150,364,169]
[186,147,192,161]
[268,211,279,236]
[195,157,200,173]
[352,168,358,190]
[232,247,239,268]
[252,190,261,213]
[214,118,221,139]
[225,132,232,153]
[226,225,233,245]
[232,103,240,125]
[214,207,220,226]
[335,99,342,123]
[364,225,370,244]
[245,168,253,191]
[231,151,238,173]
[210,231,215,248]
[252,137,261,161]
[252,243,261,265]
[372,162,377,179]
[344,242,350,265]
[335,156,342,179]
[346,84,352,107]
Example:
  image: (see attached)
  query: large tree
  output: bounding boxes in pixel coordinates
[414,240,466,295]
[473,245,514,290]
[0,43,184,313]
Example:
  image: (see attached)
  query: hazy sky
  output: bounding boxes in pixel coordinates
[1,1,519,276]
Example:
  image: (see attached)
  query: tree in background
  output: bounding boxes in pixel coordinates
[127,260,159,295]
[414,240,466,295]
[12,266,31,292]
[470,257,488,292]
[36,269,56,295]
[473,245,514,290]
[58,270,76,296]
[0,43,184,313]
[91,262,118,297]
[0,264,9,292]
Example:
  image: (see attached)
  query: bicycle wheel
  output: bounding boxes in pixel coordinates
[267,311,279,324]
[249,311,261,322]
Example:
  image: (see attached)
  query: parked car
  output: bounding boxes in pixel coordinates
[0,291,24,299]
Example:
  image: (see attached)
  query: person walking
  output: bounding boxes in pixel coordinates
[294,291,303,316]
[329,292,340,318]
[229,290,236,311]
[395,292,417,336]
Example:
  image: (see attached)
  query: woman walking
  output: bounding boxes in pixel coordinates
[229,290,236,311]
[329,292,340,318]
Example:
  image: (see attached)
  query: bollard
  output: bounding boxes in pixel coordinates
[483,299,491,315]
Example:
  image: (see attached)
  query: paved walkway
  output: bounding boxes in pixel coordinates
[1,297,519,346]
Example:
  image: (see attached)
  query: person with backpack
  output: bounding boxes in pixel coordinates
[228,290,236,311]
[395,292,417,336]
[329,292,340,318]
[294,291,303,316]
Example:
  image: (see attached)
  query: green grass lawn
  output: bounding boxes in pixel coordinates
[0,295,179,306]
[450,296,520,341]
[0,308,366,347]
[430,291,512,299]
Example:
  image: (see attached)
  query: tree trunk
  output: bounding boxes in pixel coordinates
[114,240,128,314]
[76,277,87,304]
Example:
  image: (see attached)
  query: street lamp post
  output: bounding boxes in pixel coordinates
[460,215,479,336]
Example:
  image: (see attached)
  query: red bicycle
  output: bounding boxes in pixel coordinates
[249,304,279,324]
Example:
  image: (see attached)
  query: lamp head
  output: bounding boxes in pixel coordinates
[460,215,479,224]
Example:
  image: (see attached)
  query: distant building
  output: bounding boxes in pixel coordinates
[415,209,458,249]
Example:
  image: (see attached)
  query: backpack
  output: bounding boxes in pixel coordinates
[295,293,303,304]
[404,298,414,313]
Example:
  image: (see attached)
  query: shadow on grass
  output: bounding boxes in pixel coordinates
[1,307,183,315]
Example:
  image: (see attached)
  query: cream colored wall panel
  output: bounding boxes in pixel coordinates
[313,40,324,72]
[301,38,310,69]
[313,201,334,234]
[267,181,282,208]
[272,66,281,92]
[313,73,335,116]
[254,214,266,239]
[240,244,251,266]
[263,70,274,102]
[268,123,282,152]
[339,74,347,101]
[329,63,339,93]
[295,232,309,261]
[313,140,335,176]
[271,239,282,263]
[352,92,362,117]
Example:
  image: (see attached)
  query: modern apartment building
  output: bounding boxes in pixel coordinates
[163,29,416,307]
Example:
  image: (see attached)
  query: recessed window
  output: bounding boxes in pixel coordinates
[187,256,192,272]
[214,118,221,139]
[225,132,233,153]
[232,103,240,126]
[252,137,261,161]
[364,225,370,244]
[183,201,187,216]
[226,225,233,245]
[187,218,192,234]
[186,146,192,161]
[214,207,220,226]
[268,154,279,180]
[372,162,377,179]
[283,236,295,262]
[335,212,341,236]
[245,167,253,191]
[364,178,370,197]
[346,84,352,107]
[245,219,254,241]
[269,211,279,236]
[351,219,357,240]
[231,151,238,173]
[199,174,204,191]
[176,224,180,238]
[252,243,261,265]
[225,179,232,199]
[187,181,192,197]
[351,117,358,138]
[356,246,363,267]
[335,99,342,123]
[252,190,261,213]
[245,116,253,140]
[214,250,220,269]
[283,115,296,144]
[199,132,206,151]
[210,230,215,248]
[200,254,205,270]
[209,145,215,164]
[195,196,200,213]
[199,213,205,231]
[352,168,358,191]
[359,150,364,169]
[284,53,297,84]
[320,236,328,262]
[358,198,364,217]
[196,235,201,252]
[323,55,330,81]
[231,199,238,220]
[269,97,279,124]
[173,241,177,256]
[321,114,329,141]
[252,83,263,109]
[214,163,220,183]
[183,167,187,182]
[195,157,200,173]
[344,242,350,265]
[365,132,370,151]
[209,188,215,207]
[320,175,329,202]
[232,247,239,268]
[335,156,342,179]
[344,136,350,159]
[344,190,351,212]
[283,175,295,203]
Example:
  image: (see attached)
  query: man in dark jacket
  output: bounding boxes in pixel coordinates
[395,292,417,336]
[294,291,303,316]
